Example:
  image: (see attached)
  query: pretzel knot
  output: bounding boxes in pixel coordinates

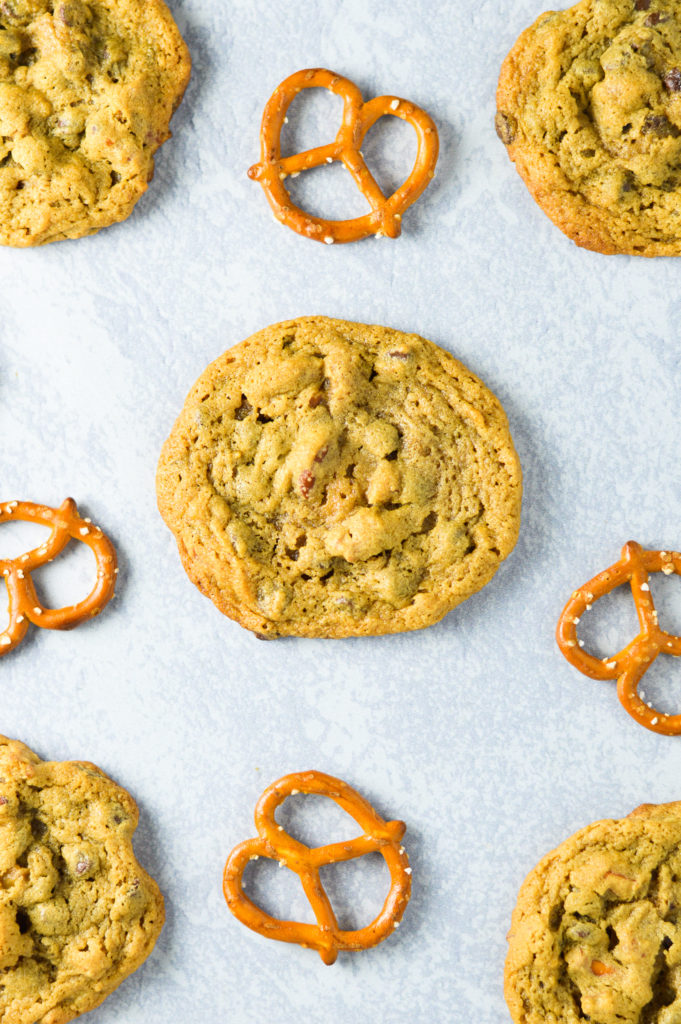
[556,541,681,736]
[0,498,117,656]
[222,771,411,964]
[248,68,439,244]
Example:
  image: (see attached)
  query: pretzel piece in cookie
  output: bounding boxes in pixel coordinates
[557,541,681,735]
[223,770,411,963]
[0,498,117,656]
[248,68,439,243]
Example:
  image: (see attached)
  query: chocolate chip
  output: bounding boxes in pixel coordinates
[314,446,328,463]
[308,393,324,408]
[15,909,30,934]
[389,351,410,360]
[635,0,651,9]
[0,796,7,806]
[642,113,680,136]
[234,395,252,420]
[664,68,681,91]
[495,111,517,145]
[299,470,315,498]
[645,11,666,25]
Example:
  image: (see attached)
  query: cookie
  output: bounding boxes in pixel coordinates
[0,0,190,246]
[505,801,681,1024]
[0,735,164,1024]
[496,0,681,256]
[156,316,522,638]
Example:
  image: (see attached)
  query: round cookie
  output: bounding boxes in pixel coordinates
[156,316,522,638]
[496,0,681,256]
[505,801,681,1024]
[0,735,164,1024]
[0,0,190,246]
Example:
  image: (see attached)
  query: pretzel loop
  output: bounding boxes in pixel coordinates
[248,68,439,243]
[223,771,411,964]
[557,542,681,735]
[0,499,117,656]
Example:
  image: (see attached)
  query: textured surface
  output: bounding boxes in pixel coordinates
[157,317,521,637]
[1,0,681,1022]
[505,801,681,1024]
[497,0,681,255]
[0,736,164,1024]
[0,0,190,246]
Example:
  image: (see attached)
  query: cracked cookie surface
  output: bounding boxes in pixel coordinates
[0,735,164,1024]
[156,316,522,638]
[497,0,681,255]
[505,801,681,1024]
[0,0,190,246]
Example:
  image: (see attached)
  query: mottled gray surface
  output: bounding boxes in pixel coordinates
[1,0,681,1021]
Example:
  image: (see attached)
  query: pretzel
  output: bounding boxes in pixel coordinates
[248,68,439,244]
[222,770,411,963]
[0,498,117,656]
[556,541,681,735]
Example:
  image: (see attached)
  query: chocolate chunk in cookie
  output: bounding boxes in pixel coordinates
[156,316,522,638]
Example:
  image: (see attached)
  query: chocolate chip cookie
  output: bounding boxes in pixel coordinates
[156,316,522,638]
[505,801,681,1024]
[497,0,681,255]
[0,735,164,1024]
[0,0,190,246]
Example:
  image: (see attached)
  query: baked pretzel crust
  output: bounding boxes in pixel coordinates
[557,541,681,736]
[0,498,117,656]
[248,68,439,244]
[223,770,411,963]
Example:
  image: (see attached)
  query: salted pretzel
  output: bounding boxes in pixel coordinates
[557,541,681,736]
[248,68,439,244]
[223,770,411,963]
[0,498,117,656]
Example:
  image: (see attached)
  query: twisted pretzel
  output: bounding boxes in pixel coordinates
[556,541,681,735]
[223,770,411,964]
[0,498,117,656]
[248,68,439,244]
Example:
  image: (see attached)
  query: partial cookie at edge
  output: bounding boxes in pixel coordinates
[0,0,190,246]
[496,0,681,256]
[0,735,164,1024]
[505,800,681,1024]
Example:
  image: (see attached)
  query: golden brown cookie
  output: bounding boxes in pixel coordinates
[0,735,164,1024]
[156,316,522,638]
[0,0,190,246]
[496,0,681,256]
[505,801,681,1024]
